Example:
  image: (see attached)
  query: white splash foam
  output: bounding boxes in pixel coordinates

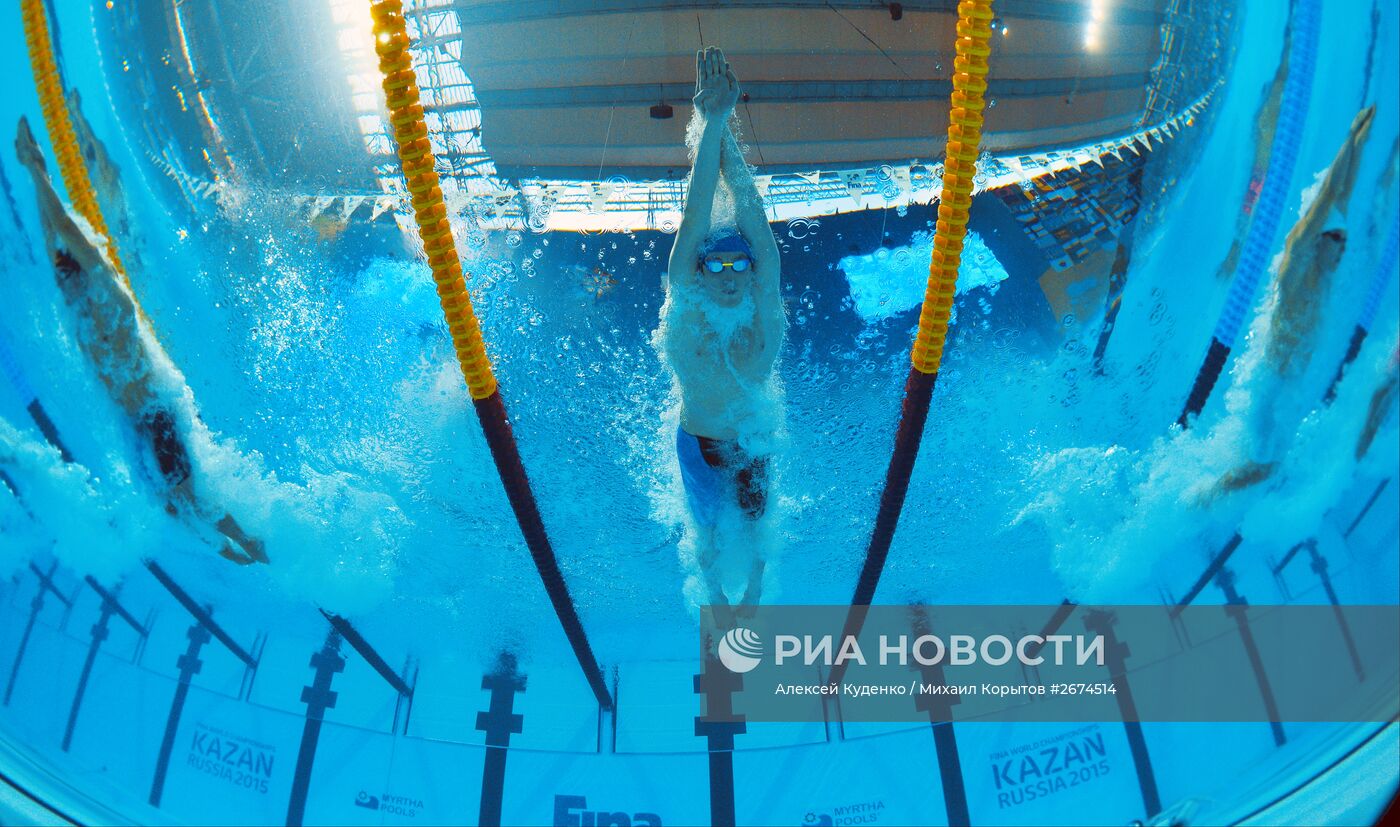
[839,230,1009,324]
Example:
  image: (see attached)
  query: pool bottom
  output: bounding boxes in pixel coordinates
[0,672,1395,826]
[1,557,1397,827]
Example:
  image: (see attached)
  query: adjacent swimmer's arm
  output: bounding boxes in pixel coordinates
[669,47,736,286]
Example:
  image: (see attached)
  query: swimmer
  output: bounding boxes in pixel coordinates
[1215,4,1293,282]
[661,48,783,616]
[14,117,266,565]
[1213,106,1375,495]
[67,88,133,243]
[1355,345,1398,461]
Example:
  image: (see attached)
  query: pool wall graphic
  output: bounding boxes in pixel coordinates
[1,492,1397,826]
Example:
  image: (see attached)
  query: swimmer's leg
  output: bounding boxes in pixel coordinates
[735,456,770,617]
[697,527,728,603]
[696,527,736,627]
[678,426,733,614]
[736,551,764,619]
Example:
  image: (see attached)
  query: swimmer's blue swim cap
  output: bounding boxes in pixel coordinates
[700,231,752,258]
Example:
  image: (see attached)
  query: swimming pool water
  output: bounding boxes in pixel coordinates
[1,0,1398,824]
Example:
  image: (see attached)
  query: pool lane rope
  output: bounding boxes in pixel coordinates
[0,324,75,464]
[1178,0,1320,426]
[368,0,612,711]
[836,0,994,674]
[20,0,128,283]
[908,1,992,378]
[18,0,135,459]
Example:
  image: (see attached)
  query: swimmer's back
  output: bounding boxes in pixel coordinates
[51,244,157,417]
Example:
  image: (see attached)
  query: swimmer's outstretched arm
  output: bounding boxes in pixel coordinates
[720,127,781,304]
[1288,106,1375,243]
[669,47,738,285]
[1321,106,1374,213]
[14,118,108,275]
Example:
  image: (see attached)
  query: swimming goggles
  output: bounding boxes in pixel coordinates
[701,255,751,273]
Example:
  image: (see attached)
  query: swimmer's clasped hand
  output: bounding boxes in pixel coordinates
[693,46,739,120]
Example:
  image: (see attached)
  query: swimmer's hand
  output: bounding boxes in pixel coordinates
[693,46,739,120]
[1348,106,1375,154]
[14,117,48,175]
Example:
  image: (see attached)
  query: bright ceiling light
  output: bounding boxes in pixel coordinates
[328,0,392,150]
[1084,0,1109,52]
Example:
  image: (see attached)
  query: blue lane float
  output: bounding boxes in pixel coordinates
[1179,0,1322,426]
[1326,218,1400,403]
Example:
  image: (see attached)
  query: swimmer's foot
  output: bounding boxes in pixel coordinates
[218,514,269,564]
[241,537,270,565]
[218,543,257,566]
[711,602,738,631]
